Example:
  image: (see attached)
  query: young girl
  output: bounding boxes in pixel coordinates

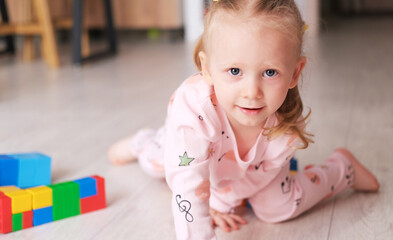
[108,0,380,239]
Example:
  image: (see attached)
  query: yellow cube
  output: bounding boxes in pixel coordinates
[0,186,20,193]
[26,186,53,209]
[4,190,32,214]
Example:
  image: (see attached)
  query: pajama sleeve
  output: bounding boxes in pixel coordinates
[164,81,219,240]
[165,127,216,240]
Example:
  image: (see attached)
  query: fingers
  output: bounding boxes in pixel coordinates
[213,213,232,232]
[210,208,248,232]
[223,215,241,231]
[223,214,247,231]
[230,214,248,225]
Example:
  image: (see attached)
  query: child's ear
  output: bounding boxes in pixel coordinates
[289,56,307,89]
[199,51,213,85]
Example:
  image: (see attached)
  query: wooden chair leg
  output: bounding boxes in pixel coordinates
[33,0,59,68]
[41,36,48,61]
[21,0,34,61]
[82,29,90,57]
[22,36,35,61]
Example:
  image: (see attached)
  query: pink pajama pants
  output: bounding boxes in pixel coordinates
[130,128,354,223]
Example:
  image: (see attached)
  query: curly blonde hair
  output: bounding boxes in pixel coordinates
[193,0,313,149]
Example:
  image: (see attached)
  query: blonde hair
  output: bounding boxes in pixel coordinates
[193,0,313,149]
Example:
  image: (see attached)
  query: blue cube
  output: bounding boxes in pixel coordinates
[33,206,53,226]
[0,152,51,188]
[73,177,97,198]
[0,155,19,186]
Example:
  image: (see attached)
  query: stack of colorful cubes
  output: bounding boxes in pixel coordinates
[0,153,106,234]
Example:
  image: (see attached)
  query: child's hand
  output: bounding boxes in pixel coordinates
[209,208,247,232]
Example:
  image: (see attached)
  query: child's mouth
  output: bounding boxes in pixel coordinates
[239,106,263,115]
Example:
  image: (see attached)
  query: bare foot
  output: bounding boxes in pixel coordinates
[108,136,137,166]
[335,148,380,192]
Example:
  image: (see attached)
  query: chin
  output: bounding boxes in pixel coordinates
[238,119,265,128]
[227,112,267,129]
[246,123,264,128]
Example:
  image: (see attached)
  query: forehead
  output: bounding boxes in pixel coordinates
[209,10,296,47]
[207,11,299,64]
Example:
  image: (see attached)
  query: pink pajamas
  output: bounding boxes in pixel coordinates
[130,74,354,240]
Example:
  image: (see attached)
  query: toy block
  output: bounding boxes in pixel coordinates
[4,190,32,214]
[0,193,12,233]
[290,157,298,171]
[80,176,106,214]
[49,182,80,221]
[0,155,18,187]
[48,184,66,221]
[290,157,298,176]
[62,182,81,218]
[22,211,33,229]
[1,175,106,234]
[31,154,51,188]
[16,156,36,188]
[0,153,51,188]
[92,175,106,203]
[9,153,51,188]
[12,213,23,232]
[73,177,97,198]
[26,186,53,209]
[0,186,20,194]
[33,206,53,226]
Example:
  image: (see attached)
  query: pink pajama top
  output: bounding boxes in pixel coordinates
[164,73,298,239]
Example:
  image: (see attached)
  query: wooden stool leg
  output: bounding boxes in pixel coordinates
[33,0,59,68]
[23,36,35,61]
[82,29,90,57]
[81,0,90,58]
[41,36,48,61]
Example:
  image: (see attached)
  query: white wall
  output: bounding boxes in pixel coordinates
[295,0,320,36]
[183,0,205,43]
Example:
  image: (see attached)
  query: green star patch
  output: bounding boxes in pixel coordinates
[179,152,195,166]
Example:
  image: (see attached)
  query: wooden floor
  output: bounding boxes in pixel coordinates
[1,16,392,239]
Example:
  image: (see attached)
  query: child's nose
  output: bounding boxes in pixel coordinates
[241,77,263,99]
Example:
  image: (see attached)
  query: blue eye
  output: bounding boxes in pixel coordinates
[264,69,277,77]
[229,68,241,76]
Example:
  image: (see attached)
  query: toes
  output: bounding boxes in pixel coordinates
[108,139,137,165]
[335,148,380,192]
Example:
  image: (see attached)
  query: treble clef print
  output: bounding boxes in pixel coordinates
[176,195,194,222]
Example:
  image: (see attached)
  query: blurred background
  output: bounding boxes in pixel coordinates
[0,0,392,239]
[0,0,392,67]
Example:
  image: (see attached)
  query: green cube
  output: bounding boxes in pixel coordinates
[49,184,66,221]
[12,213,23,232]
[63,182,81,217]
[49,182,81,221]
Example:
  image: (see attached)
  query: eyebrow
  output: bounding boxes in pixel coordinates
[216,60,287,71]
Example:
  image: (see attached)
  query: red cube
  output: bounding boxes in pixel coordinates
[80,176,106,214]
[0,192,12,234]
